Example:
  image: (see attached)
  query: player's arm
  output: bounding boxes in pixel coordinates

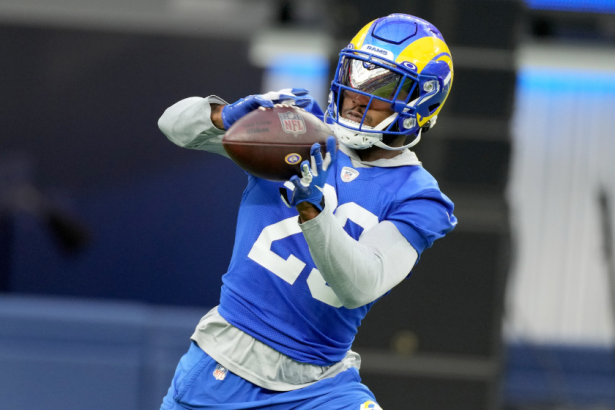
[158,95,230,156]
[289,146,455,309]
[281,140,422,309]
[300,211,418,309]
[210,103,225,129]
[301,192,456,309]
[158,89,313,156]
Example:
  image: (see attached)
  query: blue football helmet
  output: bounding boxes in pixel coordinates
[326,14,454,150]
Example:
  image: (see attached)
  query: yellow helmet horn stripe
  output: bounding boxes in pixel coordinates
[395,37,452,74]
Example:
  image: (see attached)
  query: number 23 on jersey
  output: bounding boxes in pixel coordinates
[247,184,378,307]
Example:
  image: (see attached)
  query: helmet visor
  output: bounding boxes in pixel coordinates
[339,56,415,102]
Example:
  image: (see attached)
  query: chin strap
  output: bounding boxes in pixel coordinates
[371,112,423,151]
[373,112,398,131]
[373,128,422,151]
[336,111,423,151]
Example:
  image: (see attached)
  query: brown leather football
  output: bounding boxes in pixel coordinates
[223,105,334,181]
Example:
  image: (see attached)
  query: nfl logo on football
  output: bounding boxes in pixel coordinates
[213,364,228,381]
[278,111,306,136]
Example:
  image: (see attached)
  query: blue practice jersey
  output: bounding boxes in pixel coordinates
[218,133,456,366]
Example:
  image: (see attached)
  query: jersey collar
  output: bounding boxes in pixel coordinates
[339,144,422,169]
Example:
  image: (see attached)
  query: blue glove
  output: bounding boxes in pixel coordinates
[280,136,337,211]
[221,88,311,130]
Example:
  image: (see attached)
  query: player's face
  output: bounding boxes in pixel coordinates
[339,58,410,128]
[341,89,406,127]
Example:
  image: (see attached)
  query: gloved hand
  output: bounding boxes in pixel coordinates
[221,88,310,130]
[280,136,337,212]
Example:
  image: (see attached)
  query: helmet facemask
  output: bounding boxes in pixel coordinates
[327,48,441,151]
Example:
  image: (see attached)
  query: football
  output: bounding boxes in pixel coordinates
[222,105,334,181]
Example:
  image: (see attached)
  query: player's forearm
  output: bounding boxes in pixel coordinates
[296,202,320,223]
[158,95,229,156]
[210,103,226,130]
[300,209,418,309]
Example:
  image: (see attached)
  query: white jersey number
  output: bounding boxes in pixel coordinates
[247,184,378,307]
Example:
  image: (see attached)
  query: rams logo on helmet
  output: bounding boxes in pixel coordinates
[401,61,418,71]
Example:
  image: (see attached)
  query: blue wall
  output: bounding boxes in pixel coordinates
[526,0,615,13]
[505,343,615,407]
[11,157,248,307]
[0,295,206,410]
[1,24,262,308]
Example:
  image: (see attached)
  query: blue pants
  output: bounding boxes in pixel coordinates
[160,342,381,410]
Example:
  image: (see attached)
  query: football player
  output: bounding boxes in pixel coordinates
[158,13,456,410]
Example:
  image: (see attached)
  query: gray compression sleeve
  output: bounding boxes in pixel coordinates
[158,95,229,156]
[300,209,419,309]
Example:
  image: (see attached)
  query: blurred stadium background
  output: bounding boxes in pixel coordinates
[0,0,614,409]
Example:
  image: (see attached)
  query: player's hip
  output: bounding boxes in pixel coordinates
[160,341,379,410]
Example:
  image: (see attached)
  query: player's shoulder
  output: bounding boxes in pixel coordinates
[404,165,440,191]
[393,165,454,207]
[378,163,440,197]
